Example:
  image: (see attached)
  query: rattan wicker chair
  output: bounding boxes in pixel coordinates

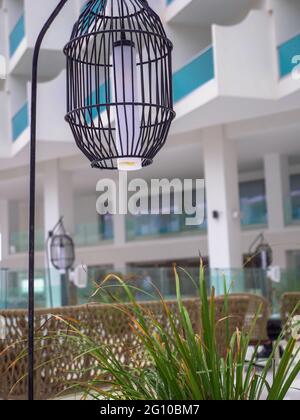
[0,297,251,400]
[281,292,300,325]
[223,294,270,345]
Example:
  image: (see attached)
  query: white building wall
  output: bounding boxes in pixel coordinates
[0,0,300,280]
[270,0,300,44]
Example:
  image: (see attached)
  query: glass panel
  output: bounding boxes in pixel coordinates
[290,174,300,222]
[1,267,300,315]
[9,229,44,254]
[239,179,267,227]
[74,215,113,247]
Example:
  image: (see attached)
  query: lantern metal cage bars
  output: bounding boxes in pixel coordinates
[64,0,175,171]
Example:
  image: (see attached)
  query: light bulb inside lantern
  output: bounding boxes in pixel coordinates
[113,39,141,171]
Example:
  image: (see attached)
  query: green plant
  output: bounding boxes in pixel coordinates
[28,266,300,400]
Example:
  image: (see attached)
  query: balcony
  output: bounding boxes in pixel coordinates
[277,31,300,97]
[8,1,76,78]
[278,32,300,79]
[173,46,214,103]
[9,229,44,254]
[166,0,252,26]
[171,10,279,134]
[11,102,28,142]
[74,218,113,248]
[9,71,76,161]
[1,265,300,312]
[9,14,25,58]
[285,173,300,226]
[126,213,206,242]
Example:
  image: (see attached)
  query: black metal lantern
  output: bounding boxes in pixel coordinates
[49,218,75,271]
[249,233,273,269]
[254,242,273,270]
[64,0,175,171]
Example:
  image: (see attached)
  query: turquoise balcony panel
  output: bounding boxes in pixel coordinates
[85,83,108,123]
[9,14,25,57]
[278,33,300,78]
[12,103,29,142]
[81,0,106,32]
[173,47,214,103]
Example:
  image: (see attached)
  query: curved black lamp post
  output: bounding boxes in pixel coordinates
[28,0,174,400]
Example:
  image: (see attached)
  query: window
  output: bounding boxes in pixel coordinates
[239,180,267,227]
[290,174,300,221]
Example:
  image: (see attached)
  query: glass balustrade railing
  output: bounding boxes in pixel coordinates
[9,14,25,58]
[240,198,268,228]
[12,102,29,142]
[126,213,207,241]
[278,32,300,78]
[126,199,267,241]
[74,220,113,247]
[9,229,44,254]
[1,267,299,314]
[283,189,300,226]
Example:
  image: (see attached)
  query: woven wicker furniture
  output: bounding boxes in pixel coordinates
[281,293,300,325]
[223,294,270,344]
[0,296,251,400]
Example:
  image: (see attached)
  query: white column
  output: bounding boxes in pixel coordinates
[43,160,74,307]
[264,154,290,231]
[203,127,243,293]
[0,200,9,263]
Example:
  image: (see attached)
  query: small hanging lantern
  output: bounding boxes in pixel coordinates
[254,241,273,270]
[49,218,75,271]
[64,0,175,171]
[249,233,273,269]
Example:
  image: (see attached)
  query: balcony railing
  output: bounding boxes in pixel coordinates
[9,229,44,254]
[9,14,25,58]
[1,266,299,313]
[74,219,113,248]
[126,213,206,241]
[240,197,268,228]
[87,45,215,120]
[12,102,28,142]
[173,46,214,103]
[278,32,300,78]
[284,195,300,226]
[85,83,108,123]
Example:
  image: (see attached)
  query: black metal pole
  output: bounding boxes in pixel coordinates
[28,0,69,401]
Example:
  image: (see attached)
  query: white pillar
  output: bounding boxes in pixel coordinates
[203,127,243,293]
[0,200,9,263]
[43,160,74,307]
[264,154,290,231]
